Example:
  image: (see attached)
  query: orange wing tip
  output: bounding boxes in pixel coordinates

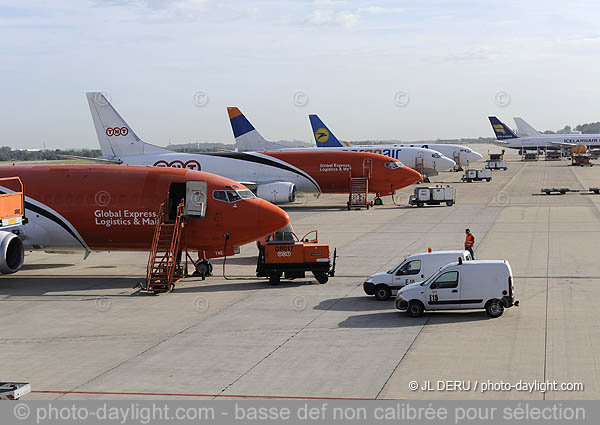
[227,107,242,119]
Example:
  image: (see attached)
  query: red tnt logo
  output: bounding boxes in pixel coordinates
[153,160,201,170]
[105,127,129,137]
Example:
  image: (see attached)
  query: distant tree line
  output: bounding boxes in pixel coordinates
[542,122,600,134]
[0,146,101,162]
[575,122,600,134]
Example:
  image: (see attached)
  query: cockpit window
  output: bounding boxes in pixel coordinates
[237,189,255,199]
[213,189,253,203]
[385,161,403,169]
[226,191,241,202]
[213,190,228,202]
[432,152,441,158]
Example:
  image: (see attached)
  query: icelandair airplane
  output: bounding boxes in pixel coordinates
[0,165,289,275]
[231,108,456,181]
[86,93,421,205]
[308,115,482,169]
[489,116,600,152]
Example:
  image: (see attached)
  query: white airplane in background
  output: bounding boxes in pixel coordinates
[230,108,457,183]
[514,117,543,137]
[489,116,600,152]
[307,114,483,169]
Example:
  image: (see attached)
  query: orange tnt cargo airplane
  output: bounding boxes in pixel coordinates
[0,165,289,275]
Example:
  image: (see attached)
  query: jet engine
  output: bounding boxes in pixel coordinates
[0,231,24,274]
[256,182,297,204]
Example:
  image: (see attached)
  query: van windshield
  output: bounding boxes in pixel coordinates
[420,273,437,286]
[387,262,404,274]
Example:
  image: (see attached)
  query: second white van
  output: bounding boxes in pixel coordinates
[363,250,472,300]
[395,259,519,318]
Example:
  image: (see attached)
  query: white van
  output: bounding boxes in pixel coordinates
[395,259,518,318]
[363,250,472,300]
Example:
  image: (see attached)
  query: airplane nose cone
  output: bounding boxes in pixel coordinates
[406,167,423,183]
[472,151,484,161]
[439,156,456,171]
[257,199,290,236]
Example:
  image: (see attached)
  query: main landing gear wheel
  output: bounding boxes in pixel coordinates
[374,197,383,206]
[423,177,431,183]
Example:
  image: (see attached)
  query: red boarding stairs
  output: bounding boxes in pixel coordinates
[145,201,186,293]
[348,160,374,210]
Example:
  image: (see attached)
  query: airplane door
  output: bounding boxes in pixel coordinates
[185,181,207,217]
[426,271,460,310]
[363,159,373,178]
[416,152,424,173]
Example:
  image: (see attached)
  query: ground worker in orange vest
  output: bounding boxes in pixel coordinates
[465,228,475,259]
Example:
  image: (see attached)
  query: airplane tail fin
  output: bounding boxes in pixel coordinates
[86,92,169,158]
[228,107,286,152]
[513,117,541,137]
[488,116,518,140]
[308,114,345,147]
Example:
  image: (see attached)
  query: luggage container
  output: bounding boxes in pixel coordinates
[409,185,455,207]
[462,168,491,182]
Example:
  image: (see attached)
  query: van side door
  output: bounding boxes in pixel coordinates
[427,270,461,310]
[394,259,422,288]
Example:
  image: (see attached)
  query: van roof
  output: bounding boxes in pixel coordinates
[407,250,468,259]
[442,260,509,268]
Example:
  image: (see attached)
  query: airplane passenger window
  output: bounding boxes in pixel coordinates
[430,271,459,289]
[213,190,228,202]
[396,260,421,275]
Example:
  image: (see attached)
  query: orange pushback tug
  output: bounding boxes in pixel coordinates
[257,226,336,285]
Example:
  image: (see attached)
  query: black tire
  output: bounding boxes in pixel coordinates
[407,300,424,317]
[486,178,491,182]
[374,197,383,206]
[313,271,328,284]
[269,274,281,285]
[485,299,504,318]
[446,200,454,206]
[417,201,424,208]
[374,284,392,301]
[467,179,472,183]
[195,261,210,276]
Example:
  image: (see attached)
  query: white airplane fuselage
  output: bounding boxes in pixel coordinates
[494,135,600,150]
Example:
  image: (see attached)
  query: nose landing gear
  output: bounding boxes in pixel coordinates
[194,259,213,279]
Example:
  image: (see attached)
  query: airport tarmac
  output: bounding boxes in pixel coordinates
[2,145,599,400]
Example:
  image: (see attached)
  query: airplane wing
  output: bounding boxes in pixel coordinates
[57,155,123,164]
[549,141,575,147]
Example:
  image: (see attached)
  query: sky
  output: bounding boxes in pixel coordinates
[2,0,600,149]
